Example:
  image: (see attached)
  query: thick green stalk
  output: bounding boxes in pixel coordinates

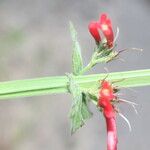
[0,69,149,99]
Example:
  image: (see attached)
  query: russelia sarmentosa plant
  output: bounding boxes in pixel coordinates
[0,13,149,150]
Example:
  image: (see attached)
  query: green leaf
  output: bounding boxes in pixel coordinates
[69,22,83,75]
[81,93,93,120]
[68,74,92,134]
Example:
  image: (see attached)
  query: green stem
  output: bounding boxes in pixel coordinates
[79,52,98,75]
[79,61,95,75]
[0,69,149,100]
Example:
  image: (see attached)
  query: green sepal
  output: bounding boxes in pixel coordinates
[69,22,83,75]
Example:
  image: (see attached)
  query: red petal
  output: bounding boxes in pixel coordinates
[88,21,101,43]
[106,19,112,27]
[101,80,111,89]
[99,80,115,101]
[100,88,115,101]
[98,14,114,48]
[101,25,114,48]
[98,97,109,108]
[100,13,107,24]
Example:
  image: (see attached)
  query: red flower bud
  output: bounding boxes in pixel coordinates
[99,14,114,48]
[99,80,115,101]
[98,80,118,150]
[88,21,101,43]
[88,13,114,48]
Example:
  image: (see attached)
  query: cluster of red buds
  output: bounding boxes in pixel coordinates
[88,14,114,48]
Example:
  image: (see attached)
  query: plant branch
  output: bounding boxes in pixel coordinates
[0,69,149,99]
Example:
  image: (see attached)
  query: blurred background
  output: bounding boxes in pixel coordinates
[0,0,149,149]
